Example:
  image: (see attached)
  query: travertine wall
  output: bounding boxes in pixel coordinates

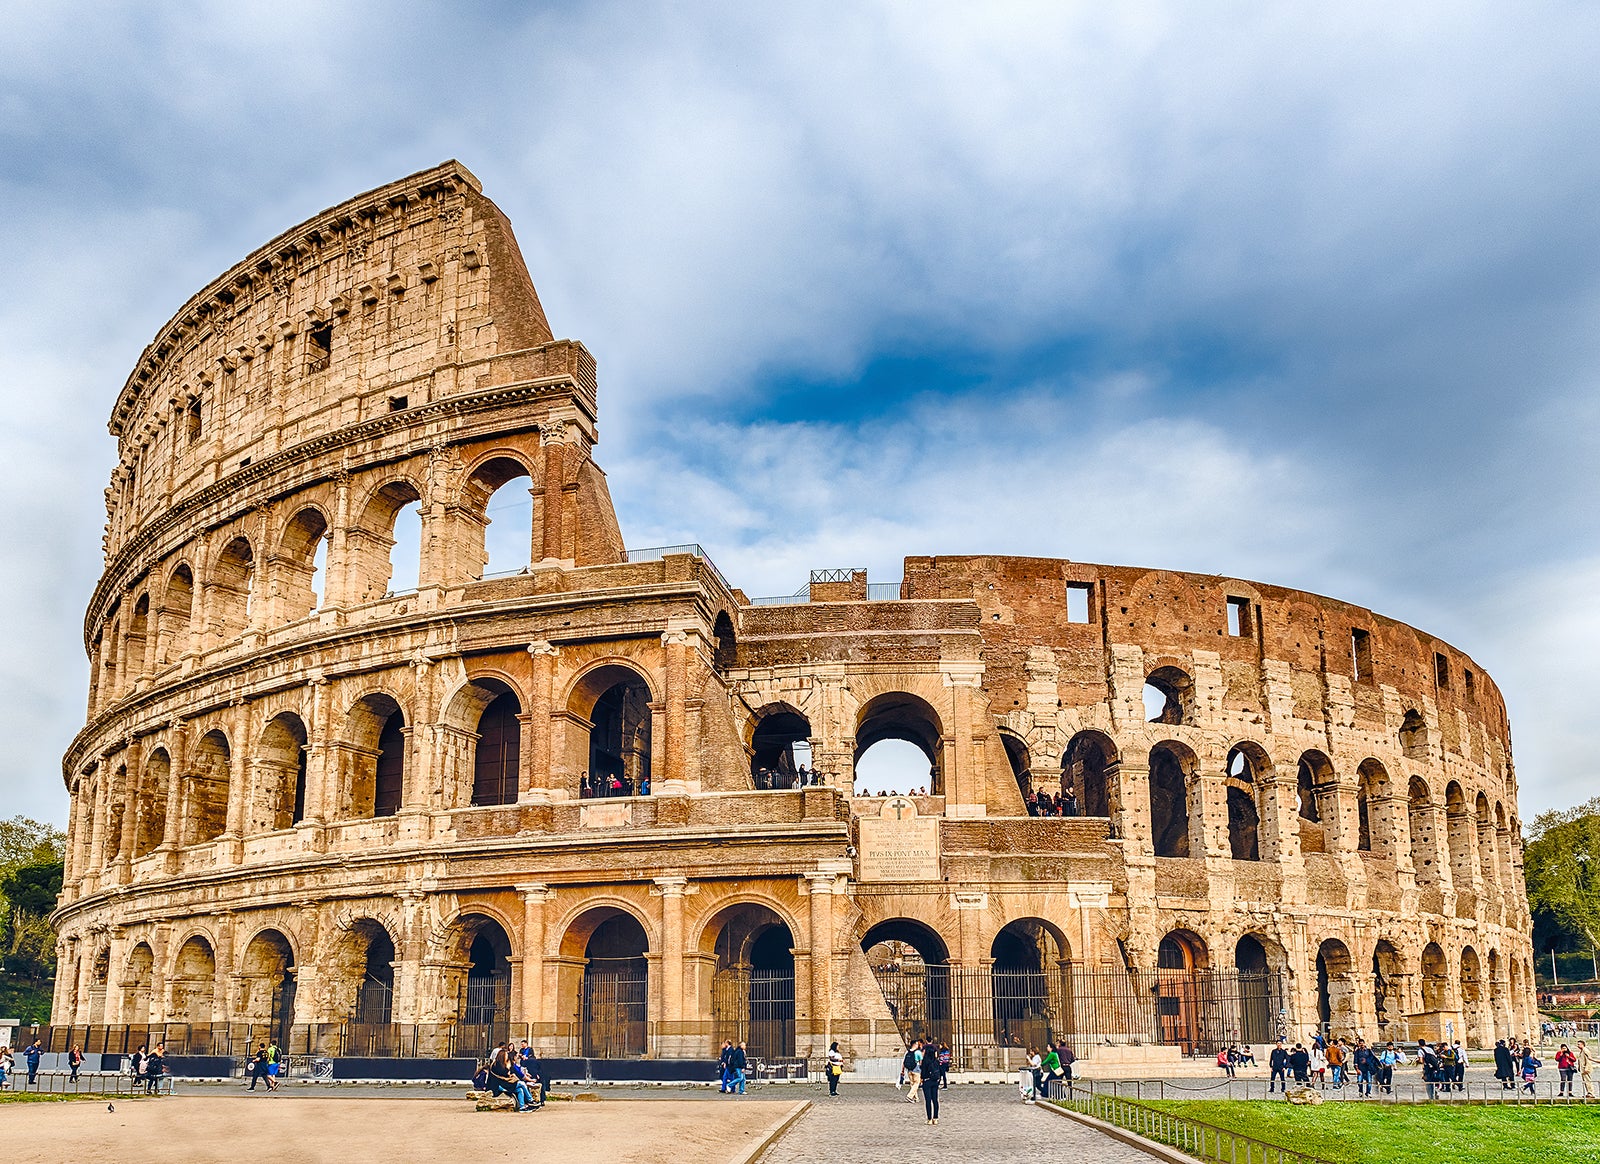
[53,163,1536,1058]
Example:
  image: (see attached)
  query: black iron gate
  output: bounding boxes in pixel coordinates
[270,974,297,1050]
[582,969,647,1057]
[712,968,795,1061]
[456,976,511,1058]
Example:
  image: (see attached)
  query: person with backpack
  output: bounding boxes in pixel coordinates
[1378,1042,1398,1093]
[919,1038,945,1124]
[1419,1040,1441,1100]
[900,1040,922,1100]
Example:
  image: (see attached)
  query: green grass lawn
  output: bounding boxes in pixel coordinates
[0,1092,121,1104]
[1131,1100,1600,1164]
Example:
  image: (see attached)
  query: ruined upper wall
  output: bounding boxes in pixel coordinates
[100,161,574,560]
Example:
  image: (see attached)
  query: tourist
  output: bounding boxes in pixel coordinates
[517,1040,547,1105]
[1268,1042,1289,1092]
[1040,1043,1062,1095]
[1326,1039,1344,1088]
[486,1042,523,1109]
[145,1043,166,1095]
[1024,1046,1042,1100]
[1556,1043,1577,1096]
[1378,1042,1398,1093]
[1521,1045,1542,1094]
[1217,1046,1235,1077]
[246,1043,267,1090]
[901,1039,922,1099]
[1353,1040,1375,1097]
[1494,1039,1515,1090]
[730,1041,748,1095]
[826,1041,844,1097]
[1237,1045,1257,1067]
[22,1038,41,1086]
[129,1044,145,1083]
[266,1039,281,1091]
[1309,1043,1327,1087]
[67,1043,83,1082]
[0,1045,10,1088]
[718,1039,734,1093]
[1062,789,1079,816]
[1578,1039,1594,1099]
[1288,1043,1310,1084]
[938,1040,953,1088]
[1419,1040,1440,1100]
[1451,1040,1467,1091]
[920,1037,945,1124]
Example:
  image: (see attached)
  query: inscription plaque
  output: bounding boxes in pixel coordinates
[857,796,940,882]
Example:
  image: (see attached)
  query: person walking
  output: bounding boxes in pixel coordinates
[1557,1044,1577,1097]
[144,1043,165,1096]
[246,1043,267,1090]
[67,1044,83,1082]
[1521,1046,1542,1095]
[1268,1042,1289,1092]
[265,1040,281,1091]
[1353,1040,1375,1097]
[22,1038,42,1087]
[1325,1039,1344,1088]
[730,1041,748,1095]
[129,1044,146,1085]
[1379,1043,1398,1093]
[826,1041,843,1097]
[901,1040,922,1101]
[718,1040,734,1093]
[920,1038,945,1124]
[1494,1039,1515,1090]
[1578,1039,1594,1099]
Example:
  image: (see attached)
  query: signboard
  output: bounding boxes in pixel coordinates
[857,796,940,882]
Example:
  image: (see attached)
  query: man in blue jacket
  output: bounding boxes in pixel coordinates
[22,1039,42,1086]
[1268,1042,1289,1092]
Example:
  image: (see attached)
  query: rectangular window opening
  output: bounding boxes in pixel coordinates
[1226,596,1250,637]
[1464,668,1476,701]
[388,394,409,412]
[307,323,332,373]
[1351,627,1373,683]
[1065,582,1092,624]
[1435,652,1450,689]
[185,398,202,444]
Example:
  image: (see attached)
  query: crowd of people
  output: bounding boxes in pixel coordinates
[717,1040,749,1093]
[753,765,836,790]
[898,1038,954,1123]
[1023,788,1079,817]
[578,770,649,798]
[477,1040,550,1111]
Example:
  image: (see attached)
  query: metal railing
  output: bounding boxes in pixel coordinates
[1049,1081,1336,1164]
[1057,1075,1600,1105]
[2,1071,146,1097]
[622,543,734,595]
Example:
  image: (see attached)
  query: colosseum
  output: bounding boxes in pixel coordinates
[50,161,1536,1075]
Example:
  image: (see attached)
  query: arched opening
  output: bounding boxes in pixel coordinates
[254,713,308,832]
[1315,939,1357,1041]
[1149,742,1195,858]
[135,749,169,857]
[1224,745,1267,861]
[854,692,943,796]
[88,946,110,1024]
[1408,777,1437,885]
[238,930,296,1047]
[706,903,796,1060]
[122,942,154,1022]
[277,507,330,621]
[1296,751,1332,852]
[577,911,649,1057]
[749,705,812,789]
[157,564,193,665]
[999,730,1033,810]
[1445,782,1476,891]
[169,935,216,1024]
[127,594,150,680]
[1372,939,1404,1036]
[1357,759,1392,856]
[182,730,231,846]
[465,456,533,579]
[456,916,514,1053]
[104,766,127,863]
[1156,930,1210,1053]
[1475,793,1496,887]
[212,536,255,640]
[862,919,951,1048]
[1061,731,1115,818]
[471,688,522,807]
[100,614,120,703]
[991,919,1073,1049]
[344,694,406,819]
[1421,942,1450,1013]
[712,611,737,671]
[1399,709,1428,762]
[349,480,424,601]
[567,664,653,798]
[334,920,397,1053]
[1143,666,1192,725]
[1233,935,1277,1043]
[1461,946,1484,1047]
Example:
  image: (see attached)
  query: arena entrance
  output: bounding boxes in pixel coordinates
[863,919,950,1049]
[990,919,1073,1050]
[455,918,513,1056]
[707,904,796,1061]
[580,912,649,1057]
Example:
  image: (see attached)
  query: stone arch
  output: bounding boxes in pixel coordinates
[1444,781,1476,891]
[327,917,399,1032]
[1233,933,1283,1044]
[854,691,945,796]
[1315,938,1358,1041]
[1357,758,1394,857]
[438,676,524,808]
[1224,742,1271,861]
[253,712,308,833]
[169,934,217,1024]
[211,535,255,640]
[1408,776,1438,885]
[1296,750,1333,852]
[748,702,812,787]
[444,912,515,1046]
[1155,929,1209,1054]
[1061,730,1116,818]
[998,728,1032,806]
[558,905,651,1058]
[1372,939,1405,1037]
[862,917,952,1047]
[566,660,655,798]
[236,928,296,1033]
[1420,942,1450,1013]
[1399,708,1429,761]
[122,941,154,1022]
[127,592,150,681]
[157,562,194,665]
[1460,945,1485,1047]
[1149,740,1196,858]
[349,478,425,602]
[104,764,127,863]
[1144,665,1193,725]
[461,452,535,580]
[702,900,798,1059]
[181,729,231,845]
[712,610,737,672]
[135,747,170,857]
[342,692,407,819]
[1475,792,1497,887]
[991,918,1073,1050]
[274,505,330,621]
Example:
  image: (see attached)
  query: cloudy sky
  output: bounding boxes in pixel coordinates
[3,3,1598,823]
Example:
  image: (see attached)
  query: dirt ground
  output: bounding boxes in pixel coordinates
[1,1096,806,1164]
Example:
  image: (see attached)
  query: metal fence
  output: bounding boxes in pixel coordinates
[871,964,1286,1060]
[1,1071,146,1097]
[1048,1081,1336,1164]
[712,969,796,1061]
[1071,1075,1600,1105]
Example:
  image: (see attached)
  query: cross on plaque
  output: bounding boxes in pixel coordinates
[886,796,914,820]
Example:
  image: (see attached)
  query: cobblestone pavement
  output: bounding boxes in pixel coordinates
[766,1083,1156,1163]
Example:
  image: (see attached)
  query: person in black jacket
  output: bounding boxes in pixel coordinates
[1494,1039,1515,1089]
[729,1041,749,1095]
[1268,1042,1289,1092]
[144,1043,166,1095]
[919,1041,945,1124]
[1287,1044,1310,1084]
[718,1040,734,1093]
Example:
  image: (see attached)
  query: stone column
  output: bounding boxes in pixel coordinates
[161,721,187,855]
[517,884,552,1024]
[524,641,559,801]
[944,665,985,811]
[653,876,691,1054]
[117,739,143,882]
[804,872,837,1055]
[659,629,692,793]
[213,915,236,1021]
[539,423,567,563]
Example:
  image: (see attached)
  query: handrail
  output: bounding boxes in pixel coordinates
[1050,1081,1337,1164]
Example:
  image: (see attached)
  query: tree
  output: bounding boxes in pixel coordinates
[0,816,66,982]
[1524,796,1600,954]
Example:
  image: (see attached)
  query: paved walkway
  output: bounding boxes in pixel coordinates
[767,1084,1154,1163]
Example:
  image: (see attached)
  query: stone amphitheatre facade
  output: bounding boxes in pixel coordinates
[52,161,1536,1069]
